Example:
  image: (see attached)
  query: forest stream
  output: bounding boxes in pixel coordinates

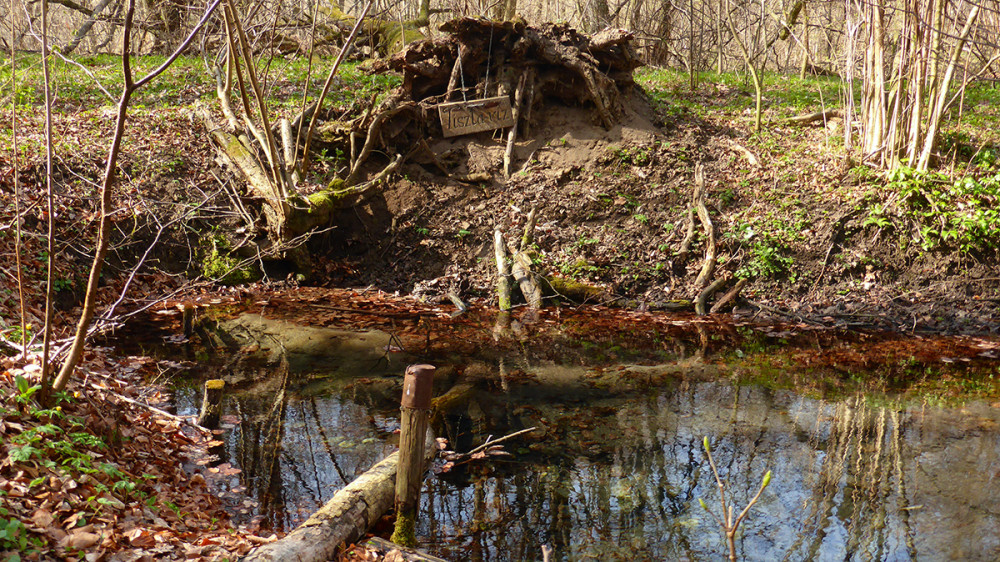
[131,289,1000,561]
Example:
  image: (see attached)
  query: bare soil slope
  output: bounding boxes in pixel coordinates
[318,78,1000,335]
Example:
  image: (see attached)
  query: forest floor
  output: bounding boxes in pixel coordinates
[2,50,1000,560]
[319,68,1000,336]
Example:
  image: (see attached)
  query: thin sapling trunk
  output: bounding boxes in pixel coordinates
[52,0,223,393]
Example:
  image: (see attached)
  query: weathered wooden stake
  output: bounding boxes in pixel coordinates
[494,229,511,311]
[511,204,542,309]
[196,379,226,429]
[391,364,435,547]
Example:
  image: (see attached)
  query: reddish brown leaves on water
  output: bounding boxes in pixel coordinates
[146,286,1000,388]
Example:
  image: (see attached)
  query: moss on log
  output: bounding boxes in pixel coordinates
[280,186,356,236]
[244,433,436,561]
[544,276,605,303]
[430,382,476,418]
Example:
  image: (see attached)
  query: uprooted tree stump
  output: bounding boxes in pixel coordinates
[321,18,642,190]
[369,18,642,138]
[204,16,642,275]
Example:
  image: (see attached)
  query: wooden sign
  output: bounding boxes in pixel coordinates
[437,95,516,138]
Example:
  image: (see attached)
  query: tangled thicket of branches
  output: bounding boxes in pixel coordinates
[203,14,643,264]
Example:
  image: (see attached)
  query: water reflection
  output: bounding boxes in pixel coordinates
[167,313,1000,560]
[175,352,397,531]
[418,384,1000,561]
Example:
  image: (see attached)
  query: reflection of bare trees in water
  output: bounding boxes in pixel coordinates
[215,345,400,532]
[230,352,290,530]
[422,468,577,560]
[784,397,914,561]
[420,389,727,560]
[419,383,932,560]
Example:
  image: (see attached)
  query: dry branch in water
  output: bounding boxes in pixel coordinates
[439,426,539,469]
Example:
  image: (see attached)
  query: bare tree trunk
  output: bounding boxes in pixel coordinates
[798,5,810,79]
[843,0,859,152]
[39,0,56,400]
[143,0,185,53]
[852,0,981,171]
[725,0,762,132]
[716,0,724,73]
[586,0,612,32]
[903,0,929,163]
[9,7,27,361]
[688,0,696,90]
[917,5,979,171]
[629,0,644,31]
[859,0,886,163]
[654,0,674,65]
[502,0,517,20]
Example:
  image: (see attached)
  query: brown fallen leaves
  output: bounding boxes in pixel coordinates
[0,350,279,561]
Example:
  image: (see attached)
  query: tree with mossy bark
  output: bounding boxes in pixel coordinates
[203,0,441,275]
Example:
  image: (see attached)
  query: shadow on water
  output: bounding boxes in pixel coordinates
[155,300,1000,561]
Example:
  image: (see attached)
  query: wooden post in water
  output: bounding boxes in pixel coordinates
[391,364,435,547]
[197,379,225,429]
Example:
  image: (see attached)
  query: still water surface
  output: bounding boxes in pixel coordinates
[170,311,1000,561]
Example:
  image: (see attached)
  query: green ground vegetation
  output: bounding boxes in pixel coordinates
[0,53,400,116]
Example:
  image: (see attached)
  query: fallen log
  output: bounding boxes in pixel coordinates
[544,275,605,303]
[430,382,476,423]
[244,432,436,562]
[360,537,449,562]
[783,108,843,125]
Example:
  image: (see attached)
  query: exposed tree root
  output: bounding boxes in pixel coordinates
[695,277,728,316]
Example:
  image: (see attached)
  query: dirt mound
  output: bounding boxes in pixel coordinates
[420,93,662,179]
[320,91,723,308]
[312,18,709,299]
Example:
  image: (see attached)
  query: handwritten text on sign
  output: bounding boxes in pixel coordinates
[438,96,516,138]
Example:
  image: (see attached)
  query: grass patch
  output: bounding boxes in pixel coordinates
[0,53,401,113]
[636,67,853,119]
